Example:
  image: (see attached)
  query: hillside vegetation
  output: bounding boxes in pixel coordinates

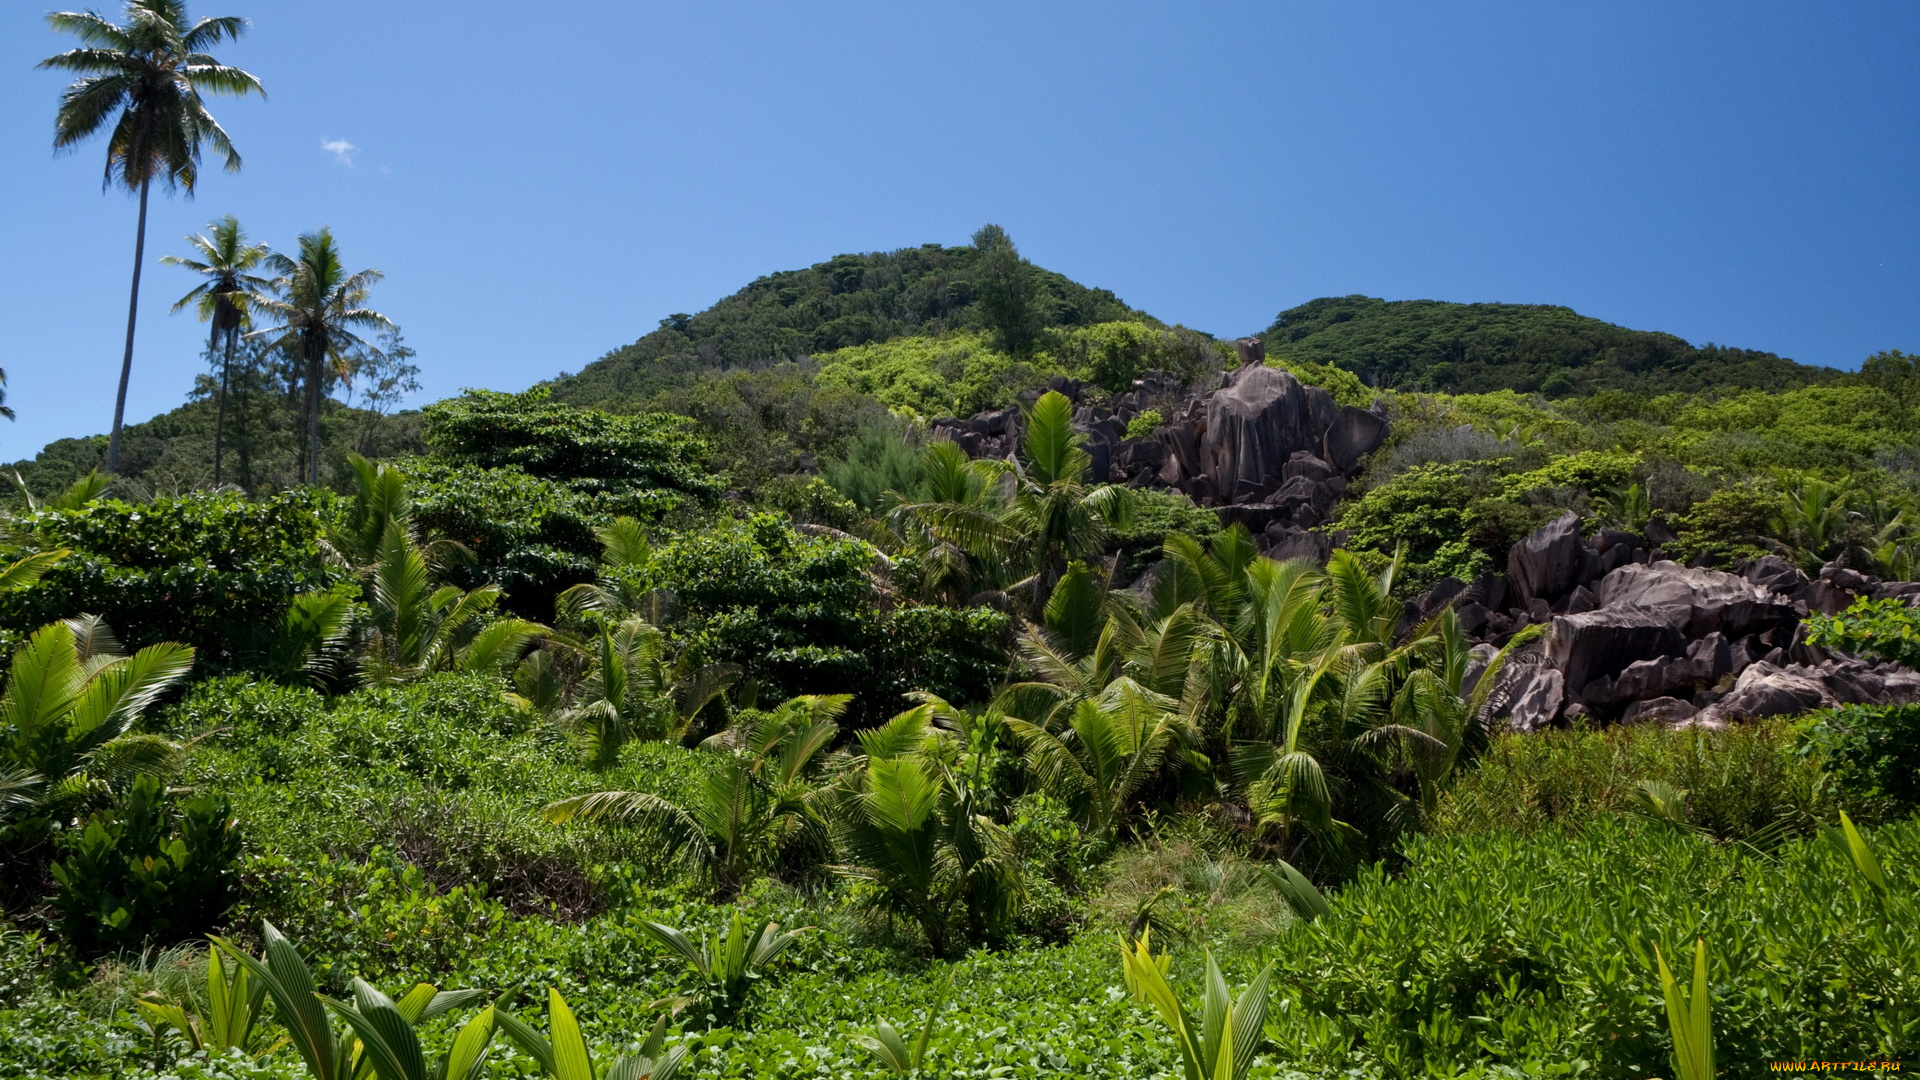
[1265,295,1836,396]
[3,231,1917,1080]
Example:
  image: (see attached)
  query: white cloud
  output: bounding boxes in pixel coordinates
[321,138,356,166]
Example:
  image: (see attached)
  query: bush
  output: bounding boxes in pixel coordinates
[1432,722,1835,841]
[0,491,338,669]
[421,387,719,501]
[1267,817,1917,1074]
[1797,703,1920,820]
[50,776,242,957]
[641,515,1011,716]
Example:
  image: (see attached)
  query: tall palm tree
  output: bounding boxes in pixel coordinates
[38,1,264,474]
[162,215,270,486]
[247,229,391,484]
[0,368,13,422]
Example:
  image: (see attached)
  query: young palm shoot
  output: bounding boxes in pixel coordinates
[211,922,488,1080]
[852,975,952,1077]
[1117,929,1274,1080]
[135,947,271,1056]
[639,912,810,1024]
[496,987,690,1080]
[1653,937,1714,1080]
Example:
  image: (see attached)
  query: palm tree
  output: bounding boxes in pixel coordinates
[1004,391,1132,596]
[248,229,392,485]
[161,215,270,486]
[543,695,846,896]
[0,368,13,422]
[38,1,264,474]
[0,617,196,845]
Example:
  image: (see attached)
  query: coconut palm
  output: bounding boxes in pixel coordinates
[359,522,542,685]
[161,215,270,485]
[38,1,264,474]
[0,368,13,422]
[543,695,847,896]
[1004,391,1132,597]
[248,229,392,484]
[0,617,196,842]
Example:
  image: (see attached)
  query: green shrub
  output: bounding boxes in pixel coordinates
[0,491,337,669]
[1432,722,1835,841]
[1123,409,1163,440]
[814,331,1046,418]
[1668,480,1788,564]
[1267,817,1917,1074]
[1797,703,1920,820]
[1806,596,1920,670]
[642,515,1010,716]
[51,776,242,957]
[422,387,718,500]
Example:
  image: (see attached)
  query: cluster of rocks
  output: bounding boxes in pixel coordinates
[929,340,1389,559]
[927,341,1920,731]
[1454,511,1920,730]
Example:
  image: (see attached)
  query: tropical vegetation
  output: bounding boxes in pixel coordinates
[9,10,1920,1075]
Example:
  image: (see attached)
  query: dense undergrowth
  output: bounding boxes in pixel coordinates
[2,233,1918,1079]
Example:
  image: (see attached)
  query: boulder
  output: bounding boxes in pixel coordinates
[1622,697,1698,724]
[1492,665,1565,732]
[1266,528,1333,566]
[1548,604,1689,703]
[1742,555,1808,598]
[1593,561,1799,639]
[1692,659,1920,726]
[1199,366,1333,504]
[1508,512,1595,606]
[1323,405,1390,473]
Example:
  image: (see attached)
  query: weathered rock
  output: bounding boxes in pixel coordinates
[1323,406,1390,473]
[1493,665,1565,732]
[1508,512,1595,606]
[1692,659,1920,726]
[1622,697,1698,724]
[1267,527,1333,566]
[1742,555,1807,598]
[1593,561,1800,639]
[1195,365,1333,504]
[1549,604,1689,703]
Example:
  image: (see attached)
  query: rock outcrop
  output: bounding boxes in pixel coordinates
[930,345,1388,559]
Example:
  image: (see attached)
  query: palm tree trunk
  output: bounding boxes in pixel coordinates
[104,175,152,475]
[305,342,322,485]
[213,325,234,486]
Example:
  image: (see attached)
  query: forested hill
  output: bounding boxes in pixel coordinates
[548,240,1151,408]
[1264,295,1839,396]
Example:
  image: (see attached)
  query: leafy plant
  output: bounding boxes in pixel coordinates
[497,987,690,1080]
[637,911,809,1024]
[213,921,489,1080]
[134,945,272,1056]
[0,618,195,843]
[51,774,241,956]
[543,695,843,894]
[1653,938,1713,1080]
[853,975,951,1077]
[1116,929,1274,1080]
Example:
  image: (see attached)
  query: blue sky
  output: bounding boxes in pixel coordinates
[3,1,1916,458]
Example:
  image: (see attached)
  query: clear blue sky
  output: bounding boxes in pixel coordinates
[3,1,1916,457]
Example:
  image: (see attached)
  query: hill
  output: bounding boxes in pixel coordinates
[1264,295,1839,396]
[547,240,1151,408]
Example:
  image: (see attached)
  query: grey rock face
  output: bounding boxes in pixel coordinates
[1508,512,1595,606]
[1548,604,1689,704]
[1492,665,1565,732]
[1622,696,1698,724]
[1593,561,1800,640]
[1692,659,1920,726]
